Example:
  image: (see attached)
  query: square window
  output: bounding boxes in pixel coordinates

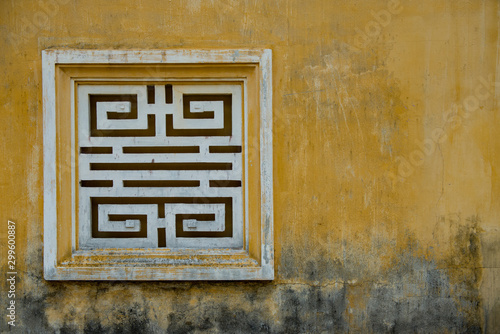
[43,49,273,280]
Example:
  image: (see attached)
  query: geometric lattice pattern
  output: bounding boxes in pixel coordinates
[77,83,244,249]
[43,49,273,280]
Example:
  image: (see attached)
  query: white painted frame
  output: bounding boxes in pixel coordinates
[42,49,273,280]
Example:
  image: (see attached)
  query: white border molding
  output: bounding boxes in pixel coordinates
[42,49,273,281]
[42,51,58,279]
[49,49,264,64]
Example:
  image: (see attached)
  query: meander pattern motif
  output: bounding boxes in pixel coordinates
[77,83,244,249]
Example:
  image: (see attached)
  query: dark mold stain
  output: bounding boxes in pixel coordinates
[3,217,483,333]
[279,285,348,334]
[366,252,481,333]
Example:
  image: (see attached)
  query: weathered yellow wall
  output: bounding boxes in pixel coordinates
[1,0,499,332]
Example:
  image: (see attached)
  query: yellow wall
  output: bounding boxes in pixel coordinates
[1,0,499,332]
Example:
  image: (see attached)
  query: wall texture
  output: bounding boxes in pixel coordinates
[1,0,499,332]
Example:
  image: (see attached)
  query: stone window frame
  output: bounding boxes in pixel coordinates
[42,49,273,280]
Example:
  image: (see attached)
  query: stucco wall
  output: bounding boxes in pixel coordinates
[1,0,499,332]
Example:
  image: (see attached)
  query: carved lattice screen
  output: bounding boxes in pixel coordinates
[43,49,273,280]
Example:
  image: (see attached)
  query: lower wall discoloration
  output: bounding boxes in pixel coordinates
[365,257,481,333]
[4,224,481,333]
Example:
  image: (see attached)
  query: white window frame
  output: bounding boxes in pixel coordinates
[42,49,273,280]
